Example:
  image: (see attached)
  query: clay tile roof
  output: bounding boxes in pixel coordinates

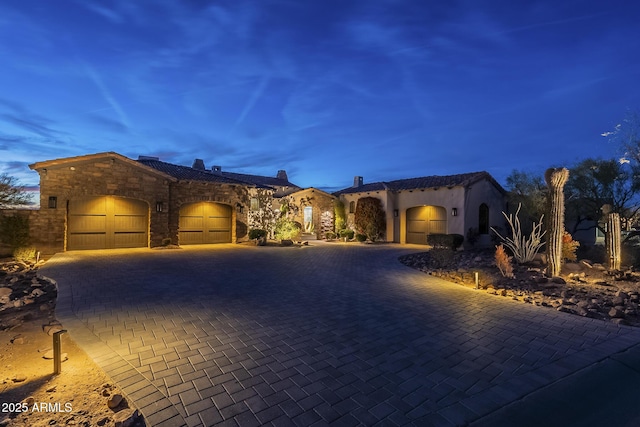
[219,171,300,189]
[137,158,256,185]
[333,171,504,195]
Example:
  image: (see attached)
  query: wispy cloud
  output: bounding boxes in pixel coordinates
[232,76,271,130]
[81,62,131,129]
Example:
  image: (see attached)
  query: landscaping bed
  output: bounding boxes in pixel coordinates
[0,259,144,427]
[399,249,640,326]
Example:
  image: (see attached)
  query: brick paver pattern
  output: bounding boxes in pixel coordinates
[41,243,640,426]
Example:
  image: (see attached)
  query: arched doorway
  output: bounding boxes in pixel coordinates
[406,206,447,244]
[179,202,232,244]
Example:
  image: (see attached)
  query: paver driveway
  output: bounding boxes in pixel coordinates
[41,243,640,426]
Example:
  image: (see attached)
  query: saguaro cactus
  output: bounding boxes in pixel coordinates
[545,167,569,277]
[606,211,622,271]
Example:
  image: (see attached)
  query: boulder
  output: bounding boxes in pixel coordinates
[113,409,139,427]
[608,307,625,318]
[0,288,11,297]
[107,394,124,409]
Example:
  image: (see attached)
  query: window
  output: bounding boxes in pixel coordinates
[479,203,489,234]
[349,201,355,213]
[250,197,259,211]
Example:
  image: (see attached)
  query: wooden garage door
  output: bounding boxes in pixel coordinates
[406,206,447,244]
[179,202,232,244]
[67,196,148,250]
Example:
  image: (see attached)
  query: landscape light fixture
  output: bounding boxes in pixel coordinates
[53,329,67,375]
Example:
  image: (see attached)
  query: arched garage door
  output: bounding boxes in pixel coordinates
[67,196,149,250]
[406,206,447,245]
[179,202,232,244]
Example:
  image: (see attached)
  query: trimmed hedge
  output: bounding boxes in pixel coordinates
[427,233,464,250]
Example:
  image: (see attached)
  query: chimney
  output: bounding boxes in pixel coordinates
[192,159,205,170]
[353,176,363,188]
[276,170,288,181]
[212,165,222,175]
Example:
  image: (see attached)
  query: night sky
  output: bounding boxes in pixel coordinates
[2,1,639,195]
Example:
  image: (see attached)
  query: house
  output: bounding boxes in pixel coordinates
[20,152,507,253]
[333,172,507,246]
[25,152,338,253]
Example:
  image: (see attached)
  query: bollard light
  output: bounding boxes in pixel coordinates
[53,329,67,374]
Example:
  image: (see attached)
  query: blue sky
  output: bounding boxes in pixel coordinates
[2,0,639,193]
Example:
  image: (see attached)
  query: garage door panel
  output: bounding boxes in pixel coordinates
[68,233,107,250]
[180,216,204,230]
[179,202,231,245]
[67,196,148,250]
[407,219,426,233]
[206,216,231,230]
[68,215,107,233]
[113,215,147,232]
[180,231,204,245]
[406,206,447,245]
[207,230,231,243]
[114,232,147,248]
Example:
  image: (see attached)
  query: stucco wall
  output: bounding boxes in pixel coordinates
[463,179,507,247]
[338,178,506,246]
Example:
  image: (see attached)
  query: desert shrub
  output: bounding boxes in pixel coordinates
[491,204,545,264]
[13,246,36,262]
[495,244,515,278]
[339,229,354,240]
[427,234,464,250]
[429,248,455,269]
[562,230,580,262]
[274,217,300,240]
[0,215,30,249]
[325,232,336,240]
[355,233,367,242]
[249,229,267,240]
[354,197,386,241]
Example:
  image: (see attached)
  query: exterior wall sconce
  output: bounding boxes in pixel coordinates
[393,209,399,217]
[236,203,244,214]
[451,208,458,216]
[48,196,57,209]
[156,202,164,212]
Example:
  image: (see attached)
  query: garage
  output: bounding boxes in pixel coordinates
[179,202,232,244]
[406,205,447,244]
[67,196,149,250]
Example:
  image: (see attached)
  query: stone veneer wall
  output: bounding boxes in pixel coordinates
[31,158,255,253]
[168,181,251,244]
[287,189,335,239]
[34,157,171,253]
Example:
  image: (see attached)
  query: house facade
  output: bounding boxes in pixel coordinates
[18,152,506,253]
[334,173,507,246]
